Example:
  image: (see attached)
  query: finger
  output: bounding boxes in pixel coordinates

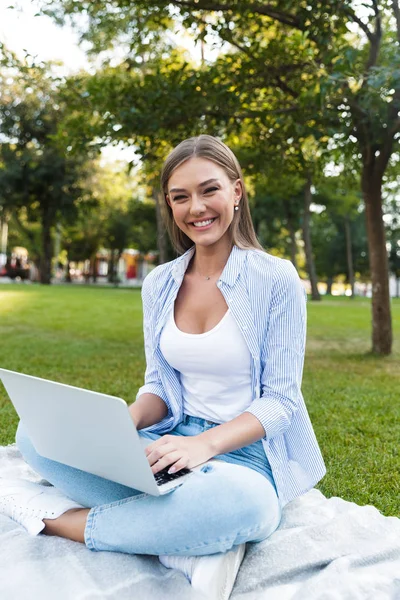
[146,442,177,466]
[151,451,183,474]
[167,457,190,474]
[145,435,174,456]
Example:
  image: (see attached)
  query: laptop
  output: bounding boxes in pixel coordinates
[0,368,193,496]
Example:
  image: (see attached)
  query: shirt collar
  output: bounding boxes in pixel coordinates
[171,245,247,287]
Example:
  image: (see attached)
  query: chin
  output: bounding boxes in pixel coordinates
[182,224,232,248]
[193,236,230,250]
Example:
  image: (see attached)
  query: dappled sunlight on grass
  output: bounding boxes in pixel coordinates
[306,297,400,357]
[0,289,34,315]
[0,284,143,341]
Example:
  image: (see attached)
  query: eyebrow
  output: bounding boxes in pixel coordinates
[169,178,220,193]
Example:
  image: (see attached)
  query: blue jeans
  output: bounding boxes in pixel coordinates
[15,416,281,556]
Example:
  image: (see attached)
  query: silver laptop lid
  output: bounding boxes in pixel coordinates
[0,368,162,495]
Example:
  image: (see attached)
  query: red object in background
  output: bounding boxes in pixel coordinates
[126,264,137,279]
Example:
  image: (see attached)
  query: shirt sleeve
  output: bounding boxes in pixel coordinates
[244,260,307,439]
[136,273,171,414]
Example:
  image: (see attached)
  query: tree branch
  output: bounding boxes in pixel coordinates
[392,117,400,134]
[342,7,374,42]
[376,135,396,180]
[392,0,400,43]
[183,12,310,73]
[185,11,309,97]
[274,76,299,99]
[354,2,382,94]
[372,0,380,18]
[365,3,381,71]
[164,0,305,31]
[374,86,400,178]
[217,34,254,58]
[203,105,298,120]
[345,82,372,161]
[388,88,400,133]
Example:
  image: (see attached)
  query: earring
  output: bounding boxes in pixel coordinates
[234,205,239,211]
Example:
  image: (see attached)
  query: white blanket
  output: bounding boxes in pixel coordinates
[0,444,399,600]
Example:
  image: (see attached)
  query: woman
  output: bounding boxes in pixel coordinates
[0,135,325,600]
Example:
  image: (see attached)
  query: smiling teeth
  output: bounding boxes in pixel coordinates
[193,219,214,227]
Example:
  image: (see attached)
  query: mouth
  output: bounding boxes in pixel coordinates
[189,217,217,230]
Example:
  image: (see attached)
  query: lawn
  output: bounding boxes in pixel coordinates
[0,283,399,516]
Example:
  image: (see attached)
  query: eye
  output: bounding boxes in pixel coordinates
[204,186,219,194]
[172,195,188,202]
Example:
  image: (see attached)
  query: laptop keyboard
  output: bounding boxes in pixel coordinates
[154,466,191,486]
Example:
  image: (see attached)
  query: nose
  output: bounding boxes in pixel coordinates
[189,194,206,215]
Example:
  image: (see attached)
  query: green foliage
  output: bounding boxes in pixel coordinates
[40,0,400,182]
[0,47,95,283]
[311,208,369,281]
[61,163,157,272]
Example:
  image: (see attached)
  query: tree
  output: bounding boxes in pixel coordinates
[311,207,369,293]
[42,0,400,353]
[389,236,400,297]
[232,130,329,300]
[315,173,364,296]
[0,48,94,284]
[61,162,158,280]
[387,202,400,297]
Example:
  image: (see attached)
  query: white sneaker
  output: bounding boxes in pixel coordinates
[0,478,84,536]
[159,543,246,600]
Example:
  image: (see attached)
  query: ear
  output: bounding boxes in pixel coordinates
[165,194,172,208]
[234,179,242,203]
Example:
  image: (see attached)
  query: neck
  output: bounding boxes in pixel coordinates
[190,239,233,278]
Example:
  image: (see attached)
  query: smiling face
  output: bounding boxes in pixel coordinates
[166,157,242,252]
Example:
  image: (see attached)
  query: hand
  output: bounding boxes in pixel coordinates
[145,434,215,475]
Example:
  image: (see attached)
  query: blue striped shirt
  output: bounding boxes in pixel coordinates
[137,245,326,506]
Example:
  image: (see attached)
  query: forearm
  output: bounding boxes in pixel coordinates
[145,411,266,475]
[197,412,265,457]
[129,393,168,430]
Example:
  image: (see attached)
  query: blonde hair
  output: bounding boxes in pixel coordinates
[160,135,263,254]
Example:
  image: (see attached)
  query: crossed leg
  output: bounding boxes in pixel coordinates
[16,422,281,556]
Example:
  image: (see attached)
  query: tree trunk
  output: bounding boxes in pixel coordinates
[65,259,72,283]
[0,208,10,264]
[344,216,355,298]
[40,209,53,285]
[361,167,392,355]
[114,250,123,286]
[284,201,297,268]
[152,188,168,264]
[326,276,333,295]
[108,250,116,283]
[288,218,297,269]
[302,175,320,301]
[90,254,98,283]
[53,222,61,279]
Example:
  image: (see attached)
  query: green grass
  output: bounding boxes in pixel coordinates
[0,284,399,516]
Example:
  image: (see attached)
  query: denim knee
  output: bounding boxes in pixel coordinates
[199,461,281,543]
[247,491,282,542]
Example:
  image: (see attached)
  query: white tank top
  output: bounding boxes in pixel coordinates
[159,309,253,423]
